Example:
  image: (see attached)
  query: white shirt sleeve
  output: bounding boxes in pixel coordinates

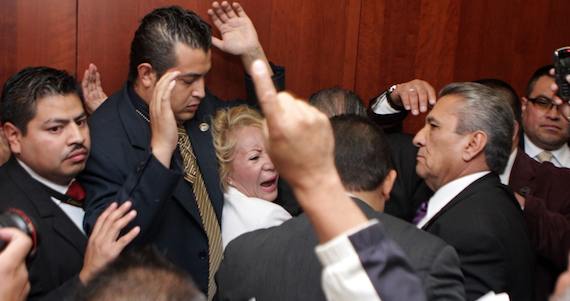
[370,92,401,115]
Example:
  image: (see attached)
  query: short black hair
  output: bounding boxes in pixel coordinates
[331,115,393,192]
[128,6,212,83]
[75,247,205,301]
[525,64,554,97]
[1,66,81,135]
[309,87,367,118]
[475,78,521,125]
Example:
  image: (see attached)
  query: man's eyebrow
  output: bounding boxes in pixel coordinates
[176,72,203,79]
[42,112,87,125]
[426,115,439,125]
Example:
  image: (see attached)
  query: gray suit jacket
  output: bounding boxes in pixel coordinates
[216,199,465,301]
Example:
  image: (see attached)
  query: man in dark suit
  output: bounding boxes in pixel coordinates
[77,3,283,299]
[216,115,465,301]
[0,67,138,300]
[410,82,534,300]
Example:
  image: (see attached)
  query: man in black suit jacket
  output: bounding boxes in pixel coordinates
[216,115,465,301]
[78,3,283,299]
[0,67,138,300]
[411,82,534,300]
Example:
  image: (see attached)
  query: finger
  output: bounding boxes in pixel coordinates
[0,228,32,263]
[407,87,420,115]
[232,2,247,17]
[427,85,437,106]
[212,2,229,23]
[221,1,237,19]
[115,226,140,250]
[99,201,133,239]
[251,60,278,116]
[207,9,224,29]
[550,68,556,76]
[90,202,117,237]
[416,86,429,113]
[110,210,137,236]
[81,69,90,90]
[566,74,570,84]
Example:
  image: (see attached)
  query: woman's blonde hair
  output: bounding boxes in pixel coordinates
[212,105,264,191]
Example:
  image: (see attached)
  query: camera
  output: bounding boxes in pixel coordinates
[0,208,37,256]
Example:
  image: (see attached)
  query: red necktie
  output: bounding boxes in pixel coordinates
[65,181,86,206]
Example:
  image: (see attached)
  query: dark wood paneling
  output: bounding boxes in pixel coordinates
[0,0,76,87]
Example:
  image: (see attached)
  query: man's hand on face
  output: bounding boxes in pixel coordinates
[0,228,32,301]
[79,201,140,284]
[149,71,180,168]
[388,79,437,115]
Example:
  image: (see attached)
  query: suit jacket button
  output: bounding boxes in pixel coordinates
[199,250,207,259]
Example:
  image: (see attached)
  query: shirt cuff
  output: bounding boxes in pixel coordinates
[371,92,401,114]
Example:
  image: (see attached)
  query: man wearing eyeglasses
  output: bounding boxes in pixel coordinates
[521,65,570,167]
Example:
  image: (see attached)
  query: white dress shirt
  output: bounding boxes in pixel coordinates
[499,149,518,185]
[17,159,85,235]
[221,186,292,249]
[416,171,490,229]
[524,134,570,168]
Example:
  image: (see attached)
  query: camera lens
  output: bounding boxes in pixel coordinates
[0,208,37,256]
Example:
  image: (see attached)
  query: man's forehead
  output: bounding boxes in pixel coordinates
[531,75,555,96]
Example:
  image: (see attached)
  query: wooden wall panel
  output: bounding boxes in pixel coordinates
[0,0,76,88]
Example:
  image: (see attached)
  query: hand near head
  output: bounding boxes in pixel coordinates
[550,68,570,106]
[81,64,108,114]
[208,1,270,75]
[388,79,437,115]
[0,228,32,301]
[79,201,140,284]
[149,71,179,168]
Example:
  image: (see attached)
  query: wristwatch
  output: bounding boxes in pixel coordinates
[386,84,404,110]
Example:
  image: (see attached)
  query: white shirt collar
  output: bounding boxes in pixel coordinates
[416,171,490,228]
[16,159,70,194]
[499,149,518,185]
[524,134,570,167]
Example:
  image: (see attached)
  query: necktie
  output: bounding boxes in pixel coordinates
[177,126,223,300]
[412,201,428,225]
[536,150,553,163]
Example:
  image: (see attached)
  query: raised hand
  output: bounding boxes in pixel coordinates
[208,1,270,74]
[149,71,179,168]
[81,63,108,114]
[79,201,140,284]
[0,228,32,301]
[388,79,437,115]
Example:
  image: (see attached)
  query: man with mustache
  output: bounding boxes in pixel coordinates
[0,67,139,300]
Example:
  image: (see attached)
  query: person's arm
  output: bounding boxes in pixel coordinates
[367,79,436,133]
[0,228,31,301]
[250,59,425,300]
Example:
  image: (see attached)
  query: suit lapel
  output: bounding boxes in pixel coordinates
[422,173,496,231]
[116,86,151,150]
[6,159,86,255]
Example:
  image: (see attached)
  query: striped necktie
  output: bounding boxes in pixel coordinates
[177,126,223,300]
[536,150,553,163]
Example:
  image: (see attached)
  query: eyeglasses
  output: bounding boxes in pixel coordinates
[527,96,570,121]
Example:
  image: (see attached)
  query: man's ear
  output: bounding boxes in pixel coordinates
[137,63,157,88]
[379,169,397,200]
[2,122,23,155]
[462,131,487,161]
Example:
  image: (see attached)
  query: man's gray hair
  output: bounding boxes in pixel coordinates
[440,82,514,175]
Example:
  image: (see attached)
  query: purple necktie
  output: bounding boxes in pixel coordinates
[412,201,428,225]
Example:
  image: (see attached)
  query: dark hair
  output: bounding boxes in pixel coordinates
[75,247,205,301]
[128,6,212,83]
[440,82,514,174]
[525,64,554,97]
[309,87,367,118]
[1,66,81,135]
[475,78,521,124]
[330,115,393,192]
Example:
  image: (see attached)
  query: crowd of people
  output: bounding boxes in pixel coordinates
[1,1,570,301]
